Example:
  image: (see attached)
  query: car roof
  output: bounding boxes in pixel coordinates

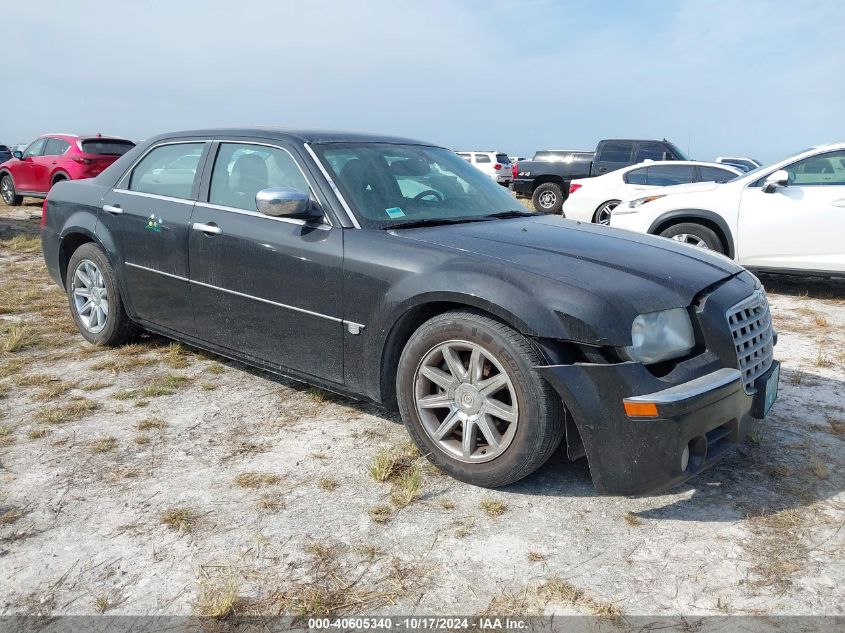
[620,160,741,171]
[149,127,437,147]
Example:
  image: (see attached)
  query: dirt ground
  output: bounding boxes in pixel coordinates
[1,201,843,621]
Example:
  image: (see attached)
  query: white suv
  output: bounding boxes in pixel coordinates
[456,151,512,185]
[610,143,845,275]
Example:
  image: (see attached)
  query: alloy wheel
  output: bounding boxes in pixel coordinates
[413,340,519,463]
[71,260,109,333]
[596,201,619,225]
[671,233,709,249]
[1,177,13,205]
[538,191,557,209]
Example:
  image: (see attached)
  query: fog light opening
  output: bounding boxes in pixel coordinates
[683,435,708,473]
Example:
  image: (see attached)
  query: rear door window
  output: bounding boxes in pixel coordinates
[82,139,135,156]
[475,154,491,163]
[624,167,648,185]
[209,142,311,212]
[43,138,71,156]
[699,166,737,183]
[128,143,204,199]
[598,142,633,164]
[636,142,665,162]
[646,164,694,186]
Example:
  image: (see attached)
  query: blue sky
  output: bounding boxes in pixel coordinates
[3,0,843,163]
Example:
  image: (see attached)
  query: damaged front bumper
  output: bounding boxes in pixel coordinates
[536,359,778,495]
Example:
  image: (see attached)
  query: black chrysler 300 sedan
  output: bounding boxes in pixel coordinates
[40,128,779,495]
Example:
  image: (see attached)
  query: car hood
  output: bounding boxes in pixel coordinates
[392,215,744,318]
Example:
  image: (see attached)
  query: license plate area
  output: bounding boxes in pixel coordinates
[752,361,779,419]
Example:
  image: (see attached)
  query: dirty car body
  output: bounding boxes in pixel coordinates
[41,128,779,495]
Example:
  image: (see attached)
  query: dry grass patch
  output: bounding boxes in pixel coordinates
[206,363,226,375]
[438,498,456,510]
[305,386,331,403]
[15,373,57,387]
[142,373,192,397]
[1,322,38,353]
[36,397,99,424]
[27,428,49,440]
[32,379,77,402]
[0,234,41,254]
[827,417,845,435]
[0,425,13,447]
[163,342,190,369]
[258,492,285,513]
[91,436,118,453]
[161,507,200,533]
[91,354,158,373]
[368,505,393,523]
[234,471,281,489]
[368,442,420,483]
[480,499,506,517]
[390,463,422,508]
[815,350,834,368]
[137,417,166,431]
[537,577,622,621]
[194,570,240,619]
[318,478,339,491]
[810,455,829,479]
[81,380,112,392]
[0,357,25,379]
[0,507,25,525]
[527,551,547,562]
[623,512,642,527]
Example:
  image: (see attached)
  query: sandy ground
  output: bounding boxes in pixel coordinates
[0,201,843,620]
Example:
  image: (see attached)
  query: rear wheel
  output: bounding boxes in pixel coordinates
[66,243,137,345]
[396,310,564,487]
[594,200,620,225]
[659,222,724,253]
[1,174,22,206]
[532,182,564,214]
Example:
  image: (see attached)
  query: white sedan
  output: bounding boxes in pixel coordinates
[610,142,845,275]
[562,161,740,224]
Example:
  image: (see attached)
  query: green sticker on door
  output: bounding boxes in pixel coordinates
[385,207,405,219]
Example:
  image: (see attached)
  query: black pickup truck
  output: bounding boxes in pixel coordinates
[513,139,687,213]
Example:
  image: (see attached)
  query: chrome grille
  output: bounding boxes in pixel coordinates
[727,290,774,394]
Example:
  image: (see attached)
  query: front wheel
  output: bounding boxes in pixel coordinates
[659,222,724,253]
[1,174,23,206]
[396,310,564,487]
[66,243,137,345]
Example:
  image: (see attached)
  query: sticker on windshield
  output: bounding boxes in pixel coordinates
[385,207,405,219]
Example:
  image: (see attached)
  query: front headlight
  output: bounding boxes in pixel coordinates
[624,308,695,364]
[612,194,667,216]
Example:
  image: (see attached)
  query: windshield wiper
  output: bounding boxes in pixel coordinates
[481,210,536,219]
[388,216,493,229]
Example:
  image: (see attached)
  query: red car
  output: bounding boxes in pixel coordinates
[0,133,134,205]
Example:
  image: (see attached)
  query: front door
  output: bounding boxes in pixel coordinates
[738,149,845,273]
[188,140,344,383]
[98,140,209,332]
[14,138,46,191]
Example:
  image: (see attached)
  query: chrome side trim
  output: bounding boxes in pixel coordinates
[113,188,196,205]
[123,262,361,329]
[194,202,331,230]
[304,142,361,229]
[124,262,189,282]
[624,368,742,405]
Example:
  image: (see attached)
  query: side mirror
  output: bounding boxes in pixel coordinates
[12,151,23,159]
[255,187,322,220]
[762,169,789,193]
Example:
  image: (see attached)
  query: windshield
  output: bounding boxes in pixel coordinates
[314,143,531,229]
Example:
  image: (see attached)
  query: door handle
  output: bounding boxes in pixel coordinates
[102,204,123,215]
[192,222,222,235]
[832,199,845,208]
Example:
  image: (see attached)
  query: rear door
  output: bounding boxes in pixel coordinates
[595,141,634,175]
[41,138,71,190]
[187,139,344,382]
[98,139,210,333]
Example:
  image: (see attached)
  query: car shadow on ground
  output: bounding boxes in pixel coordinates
[757,272,845,299]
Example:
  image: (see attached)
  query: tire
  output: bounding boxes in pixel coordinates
[396,310,564,487]
[531,182,564,214]
[593,200,620,225]
[659,222,724,253]
[51,175,67,188]
[1,174,23,206]
[66,243,137,345]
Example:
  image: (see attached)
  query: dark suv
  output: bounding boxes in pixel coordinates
[41,128,779,495]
